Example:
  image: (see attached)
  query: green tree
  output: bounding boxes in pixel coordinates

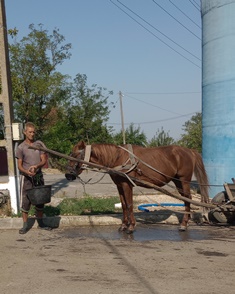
[68,74,113,144]
[177,112,202,152]
[9,24,72,137]
[113,123,147,146]
[43,74,114,156]
[148,127,175,147]
[8,24,115,168]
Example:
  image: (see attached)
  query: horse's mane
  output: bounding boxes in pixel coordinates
[91,143,126,166]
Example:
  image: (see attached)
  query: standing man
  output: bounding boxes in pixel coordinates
[16,122,52,234]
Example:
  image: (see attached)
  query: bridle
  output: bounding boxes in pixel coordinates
[65,146,91,181]
[72,149,85,169]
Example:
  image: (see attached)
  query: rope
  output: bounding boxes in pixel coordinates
[76,170,107,195]
[79,165,216,210]
[28,144,219,210]
[118,145,205,199]
[78,169,106,185]
[118,145,214,188]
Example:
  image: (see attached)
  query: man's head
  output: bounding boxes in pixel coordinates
[24,122,36,142]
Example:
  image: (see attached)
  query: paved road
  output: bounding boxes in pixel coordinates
[44,170,160,199]
[0,169,198,208]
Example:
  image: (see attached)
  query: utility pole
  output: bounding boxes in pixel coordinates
[119,91,126,144]
[0,0,19,213]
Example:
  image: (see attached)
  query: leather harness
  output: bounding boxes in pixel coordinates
[82,144,138,174]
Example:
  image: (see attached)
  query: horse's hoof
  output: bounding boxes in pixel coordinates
[118,226,127,232]
[126,225,135,234]
[178,225,187,231]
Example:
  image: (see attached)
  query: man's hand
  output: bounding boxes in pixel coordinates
[28,165,37,176]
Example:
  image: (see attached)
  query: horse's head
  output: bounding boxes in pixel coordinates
[65,141,86,181]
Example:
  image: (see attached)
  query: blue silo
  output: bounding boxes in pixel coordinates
[202,0,235,197]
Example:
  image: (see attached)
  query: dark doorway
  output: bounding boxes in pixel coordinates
[0,147,8,175]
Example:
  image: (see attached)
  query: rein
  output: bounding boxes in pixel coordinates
[74,147,202,214]
[79,144,138,186]
[117,145,210,200]
[118,145,208,187]
[78,145,208,205]
[81,144,139,174]
[28,144,217,209]
[76,144,206,199]
[112,144,139,173]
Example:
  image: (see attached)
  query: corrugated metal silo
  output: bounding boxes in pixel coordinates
[202,0,235,197]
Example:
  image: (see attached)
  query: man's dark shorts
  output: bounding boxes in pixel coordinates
[21,174,45,212]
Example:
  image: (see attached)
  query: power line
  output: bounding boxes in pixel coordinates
[108,91,200,127]
[123,93,182,116]
[108,112,197,126]
[116,0,200,62]
[109,0,201,68]
[189,0,201,11]
[134,112,197,125]
[125,91,200,95]
[152,0,201,40]
[168,0,201,29]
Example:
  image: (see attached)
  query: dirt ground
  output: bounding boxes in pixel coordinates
[1,224,235,294]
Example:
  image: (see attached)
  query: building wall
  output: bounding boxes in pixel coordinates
[202,0,235,197]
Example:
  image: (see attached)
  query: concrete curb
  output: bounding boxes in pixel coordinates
[0,211,205,229]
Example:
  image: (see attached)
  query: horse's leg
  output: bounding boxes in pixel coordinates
[124,184,135,234]
[116,182,135,234]
[174,179,192,231]
[116,184,129,231]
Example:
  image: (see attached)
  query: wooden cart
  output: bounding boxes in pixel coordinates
[209,180,235,223]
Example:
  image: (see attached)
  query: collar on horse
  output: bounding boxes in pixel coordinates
[115,144,138,173]
[80,144,91,170]
[82,144,138,174]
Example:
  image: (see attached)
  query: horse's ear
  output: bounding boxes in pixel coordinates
[80,140,86,149]
[76,140,86,150]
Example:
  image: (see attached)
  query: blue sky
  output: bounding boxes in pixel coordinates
[5,0,201,140]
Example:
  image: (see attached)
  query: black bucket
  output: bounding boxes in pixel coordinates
[26,185,52,205]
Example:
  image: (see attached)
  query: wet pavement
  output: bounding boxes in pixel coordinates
[1,224,235,294]
[2,173,235,294]
[59,223,235,242]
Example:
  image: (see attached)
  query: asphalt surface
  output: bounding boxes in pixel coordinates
[1,174,235,294]
[44,169,160,199]
[1,224,235,294]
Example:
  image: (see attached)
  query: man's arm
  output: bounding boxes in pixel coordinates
[37,153,47,169]
[28,153,47,175]
[17,158,35,177]
[17,153,47,177]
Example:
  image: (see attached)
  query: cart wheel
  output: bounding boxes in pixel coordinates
[211,191,228,205]
[209,207,228,223]
[208,207,235,223]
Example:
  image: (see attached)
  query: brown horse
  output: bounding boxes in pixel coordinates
[65,141,209,233]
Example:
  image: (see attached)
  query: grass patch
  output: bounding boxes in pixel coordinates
[44,196,121,216]
[0,196,122,217]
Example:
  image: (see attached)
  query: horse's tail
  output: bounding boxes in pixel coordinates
[192,150,210,203]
